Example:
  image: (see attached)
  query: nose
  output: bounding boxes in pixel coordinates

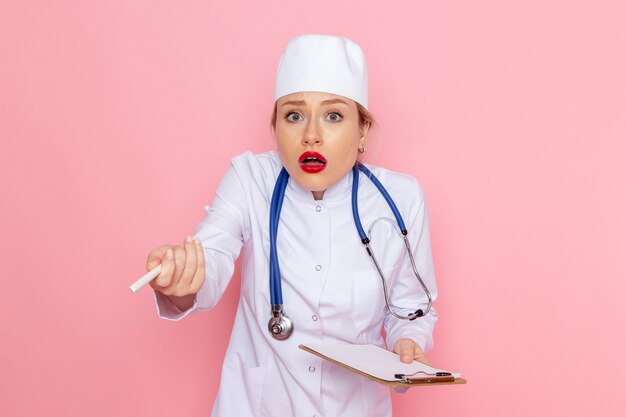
[302,118,322,147]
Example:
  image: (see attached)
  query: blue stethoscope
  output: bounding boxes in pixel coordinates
[268,163,433,340]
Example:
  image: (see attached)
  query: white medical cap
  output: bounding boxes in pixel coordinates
[274,34,369,109]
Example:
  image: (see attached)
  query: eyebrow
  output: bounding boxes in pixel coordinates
[280,98,350,108]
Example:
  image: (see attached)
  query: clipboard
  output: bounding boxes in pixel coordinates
[299,343,467,388]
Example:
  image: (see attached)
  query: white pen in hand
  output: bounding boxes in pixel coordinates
[129,264,162,293]
[129,237,206,298]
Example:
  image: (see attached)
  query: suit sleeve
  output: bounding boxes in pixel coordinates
[154,163,250,321]
[383,180,438,352]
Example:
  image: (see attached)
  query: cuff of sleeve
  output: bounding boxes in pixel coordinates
[153,291,198,321]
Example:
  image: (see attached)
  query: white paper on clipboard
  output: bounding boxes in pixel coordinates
[301,343,462,382]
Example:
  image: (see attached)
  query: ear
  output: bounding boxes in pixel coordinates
[359,121,370,148]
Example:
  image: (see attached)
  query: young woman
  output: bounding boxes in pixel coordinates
[146,34,438,417]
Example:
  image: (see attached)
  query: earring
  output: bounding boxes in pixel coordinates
[358,145,365,153]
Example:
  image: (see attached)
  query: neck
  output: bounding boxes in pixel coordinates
[312,190,325,200]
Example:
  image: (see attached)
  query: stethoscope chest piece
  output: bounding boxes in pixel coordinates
[268,307,293,340]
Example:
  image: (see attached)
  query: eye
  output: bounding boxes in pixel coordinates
[285,112,303,122]
[327,112,343,122]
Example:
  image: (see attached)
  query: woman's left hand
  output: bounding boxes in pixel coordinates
[393,338,429,365]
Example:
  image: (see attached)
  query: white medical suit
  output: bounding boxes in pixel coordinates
[154,150,438,417]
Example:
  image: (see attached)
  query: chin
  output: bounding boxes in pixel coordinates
[298,179,327,192]
[290,174,327,191]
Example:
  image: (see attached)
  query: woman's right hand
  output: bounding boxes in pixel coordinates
[146,236,205,300]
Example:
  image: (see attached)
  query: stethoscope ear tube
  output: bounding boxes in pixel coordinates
[402,236,432,317]
[353,164,433,321]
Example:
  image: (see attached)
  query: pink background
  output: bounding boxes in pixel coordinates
[2,1,625,416]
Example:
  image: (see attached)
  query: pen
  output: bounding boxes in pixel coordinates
[129,265,161,293]
[394,371,452,379]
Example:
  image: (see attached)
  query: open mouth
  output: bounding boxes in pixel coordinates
[298,152,327,173]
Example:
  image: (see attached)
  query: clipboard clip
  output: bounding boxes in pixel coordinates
[394,371,453,384]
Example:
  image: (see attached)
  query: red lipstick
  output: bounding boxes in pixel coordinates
[298,151,327,173]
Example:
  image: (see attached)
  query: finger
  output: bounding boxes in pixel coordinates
[178,236,197,290]
[154,248,175,289]
[146,244,171,271]
[400,345,415,363]
[412,345,430,365]
[170,245,187,289]
[394,339,416,363]
[189,237,205,293]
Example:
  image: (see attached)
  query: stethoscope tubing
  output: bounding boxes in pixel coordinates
[269,168,289,306]
[352,164,431,320]
[352,164,407,238]
[268,163,433,339]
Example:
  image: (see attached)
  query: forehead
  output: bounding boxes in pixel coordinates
[277,91,356,107]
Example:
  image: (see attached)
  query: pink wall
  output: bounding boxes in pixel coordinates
[2,1,625,416]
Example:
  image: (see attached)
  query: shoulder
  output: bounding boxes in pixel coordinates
[229,150,282,181]
[225,150,282,198]
[361,162,425,207]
